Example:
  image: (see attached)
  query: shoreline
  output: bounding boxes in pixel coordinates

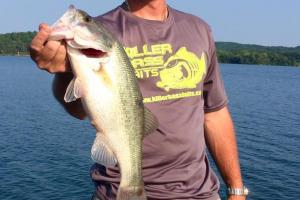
[0,54,30,57]
[1,54,298,67]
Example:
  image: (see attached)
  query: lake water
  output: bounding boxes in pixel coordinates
[0,56,299,200]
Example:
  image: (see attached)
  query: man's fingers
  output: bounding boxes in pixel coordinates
[39,23,50,32]
[30,23,69,73]
[30,23,51,55]
[47,43,70,73]
[36,40,62,68]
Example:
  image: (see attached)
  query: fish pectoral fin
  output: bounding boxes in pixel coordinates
[144,108,159,137]
[91,133,117,166]
[64,77,83,102]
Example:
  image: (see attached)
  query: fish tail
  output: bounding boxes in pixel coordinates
[116,186,147,200]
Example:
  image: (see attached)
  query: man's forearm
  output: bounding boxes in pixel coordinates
[52,73,87,120]
[204,106,245,199]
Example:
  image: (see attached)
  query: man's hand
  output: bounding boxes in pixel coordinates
[30,23,70,73]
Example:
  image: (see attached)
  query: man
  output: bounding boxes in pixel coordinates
[30,0,248,199]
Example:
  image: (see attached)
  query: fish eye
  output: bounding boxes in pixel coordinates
[84,15,92,22]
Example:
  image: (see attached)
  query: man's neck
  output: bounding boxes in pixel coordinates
[126,0,168,21]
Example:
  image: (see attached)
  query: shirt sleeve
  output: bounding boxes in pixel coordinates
[203,29,228,113]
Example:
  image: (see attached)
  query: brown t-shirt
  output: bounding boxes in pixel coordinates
[91,4,228,200]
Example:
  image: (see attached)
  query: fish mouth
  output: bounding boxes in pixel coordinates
[80,48,107,58]
[67,39,109,58]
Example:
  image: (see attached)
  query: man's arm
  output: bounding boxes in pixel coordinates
[204,106,246,200]
[52,73,87,120]
[30,23,87,120]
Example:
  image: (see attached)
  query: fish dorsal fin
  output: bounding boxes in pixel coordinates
[91,133,117,166]
[64,78,83,102]
[144,108,159,136]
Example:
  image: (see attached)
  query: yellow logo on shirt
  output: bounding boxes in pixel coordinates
[156,47,206,91]
[124,43,206,102]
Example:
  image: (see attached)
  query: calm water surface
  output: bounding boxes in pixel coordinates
[0,57,299,200]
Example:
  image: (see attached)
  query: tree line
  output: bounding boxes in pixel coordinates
[0,32,299,67]
[0,32,36,55]
[216,42,300,67]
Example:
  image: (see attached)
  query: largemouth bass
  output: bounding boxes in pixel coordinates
[49,5,158,200]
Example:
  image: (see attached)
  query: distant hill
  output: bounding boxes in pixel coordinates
[216,42,300,67]
[0,32,299,67]
[0,31,36,56]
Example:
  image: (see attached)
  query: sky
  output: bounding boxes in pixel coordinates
[1,0,300,47]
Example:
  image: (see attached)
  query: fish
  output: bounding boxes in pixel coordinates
[49,5,158,200]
